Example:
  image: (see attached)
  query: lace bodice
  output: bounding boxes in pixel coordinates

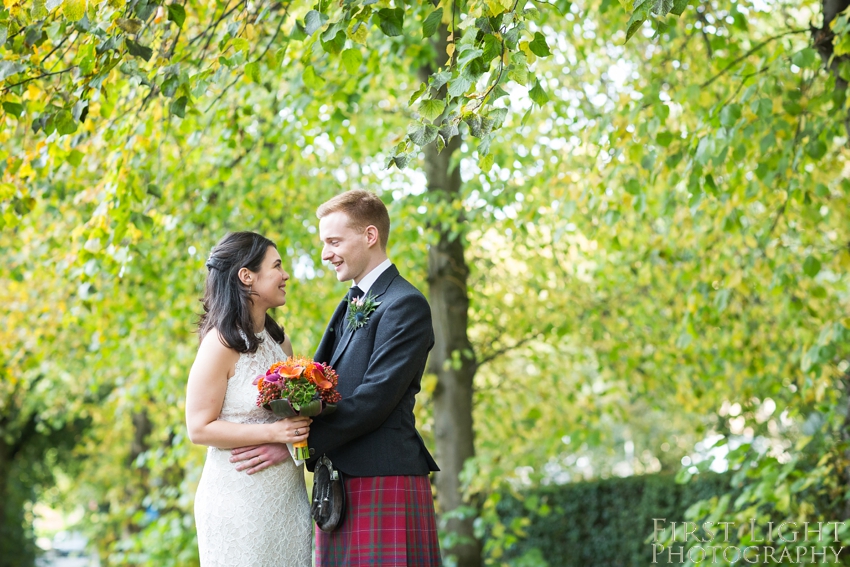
[218,330,283,425]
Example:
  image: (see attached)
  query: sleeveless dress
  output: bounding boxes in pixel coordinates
[194,330,312,567]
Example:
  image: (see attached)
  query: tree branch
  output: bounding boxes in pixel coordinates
[188,0,244,46]
[700,29,808,88]
[476,335,536,368]
[1,67,74,94]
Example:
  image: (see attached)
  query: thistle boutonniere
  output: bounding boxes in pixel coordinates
[346,293,380,331]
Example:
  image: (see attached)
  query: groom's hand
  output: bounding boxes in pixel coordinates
[230,443,289,475]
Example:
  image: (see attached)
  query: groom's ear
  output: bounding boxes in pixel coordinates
[364,225,380,248]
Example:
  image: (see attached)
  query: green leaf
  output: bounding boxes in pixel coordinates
[529,78,549,106]
[341,48,363,74]
[305,10,328,35]
[409,123,439,146]
[626,0,652,42]
[791,47,817,69]
[624,178,640,195]
[2,101,23,118]
[116,18,143,34]
[378,8,404,37]
[321,30,345,55]
[245,61,261,83]
[488,107,508,129]
[408,82,428,106]
[55,109,77,135]
[31,0,47,18]
[63,0,86,21]
[161,75,179,97]
[509,51,529,85]
[447,75,473,97]
[388,154,411,169]
[0,61,25,81]
[66,149,84,167]
[422,9,443,38]
[719,103,741,127]
[482,34,502,63]
[479,152,494,171]
[670,0,688,15]
[656,131,673,147]
[269,399,298,418]
[419,98,446,121]
[806,139,827,160]
[290,21,307,41]
[303,65,325,89]
[457,47,483,68]
[431,71,451,90]
[436,135,446,154]
[167,4,186,28]
[170,96,187,118]
[529,32,551,57]
[803,255,821,278]
[126,39,153,62]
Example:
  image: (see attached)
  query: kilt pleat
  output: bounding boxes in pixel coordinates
[315,475,442,567]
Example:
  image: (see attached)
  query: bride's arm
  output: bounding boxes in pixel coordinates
[281,334,294,357]
[185,330,310,449]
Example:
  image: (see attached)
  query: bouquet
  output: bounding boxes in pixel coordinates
[253,356,341,460]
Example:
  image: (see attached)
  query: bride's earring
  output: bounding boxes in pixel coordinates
[249,284,253,294]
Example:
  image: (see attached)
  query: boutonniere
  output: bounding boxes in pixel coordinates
[346,293,381,331]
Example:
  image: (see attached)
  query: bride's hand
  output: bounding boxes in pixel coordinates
[271,416,312,444]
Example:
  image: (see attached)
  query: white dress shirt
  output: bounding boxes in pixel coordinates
[354,258,392,295]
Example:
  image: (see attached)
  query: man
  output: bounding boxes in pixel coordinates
[307,189,442,566]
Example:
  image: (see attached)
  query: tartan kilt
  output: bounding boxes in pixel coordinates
[315,475,442,567]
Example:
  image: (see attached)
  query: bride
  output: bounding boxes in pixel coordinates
[186,231,313,566]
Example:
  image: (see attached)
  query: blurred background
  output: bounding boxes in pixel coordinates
[2,0,850,565]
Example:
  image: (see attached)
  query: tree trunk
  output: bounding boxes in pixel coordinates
[813,0,850,139]
[419,25,482,567]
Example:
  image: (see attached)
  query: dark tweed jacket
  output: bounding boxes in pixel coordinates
[306,264,439,476]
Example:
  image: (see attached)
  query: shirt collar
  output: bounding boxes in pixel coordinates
[354,258,392,295]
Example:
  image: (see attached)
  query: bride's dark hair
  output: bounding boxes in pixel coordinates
[198,231,285,352]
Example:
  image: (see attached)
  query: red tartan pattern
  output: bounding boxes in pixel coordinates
[315,475,442,567]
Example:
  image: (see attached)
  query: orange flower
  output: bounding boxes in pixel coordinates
[308,364,333,389]
[278,364,304,379]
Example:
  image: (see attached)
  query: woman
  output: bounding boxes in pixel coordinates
[186,231,312,566]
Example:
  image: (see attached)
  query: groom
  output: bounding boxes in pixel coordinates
[307,190,442,566]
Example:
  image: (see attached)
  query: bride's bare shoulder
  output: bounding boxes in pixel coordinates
[198,328,240,363]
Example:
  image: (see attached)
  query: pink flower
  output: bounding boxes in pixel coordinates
[264,373,282,384]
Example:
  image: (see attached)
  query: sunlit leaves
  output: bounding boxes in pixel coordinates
[422,8,443,38]
[166,4,186,28]
[419,98,446,121]
[528,32,551,57]
[528,78,549,106]
[62,0,86,21]
[305,10,328,36]
[378,8,404,37]
[340,48,362,73]
[126,39,153,62]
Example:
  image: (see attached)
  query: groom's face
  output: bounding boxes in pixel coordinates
[319,211,372,283]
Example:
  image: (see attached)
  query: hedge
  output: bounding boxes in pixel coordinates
[495,472,733,566]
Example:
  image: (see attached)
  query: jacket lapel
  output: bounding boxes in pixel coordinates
[316,297,349,364]
[329,265,398,368]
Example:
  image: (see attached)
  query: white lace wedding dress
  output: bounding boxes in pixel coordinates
[194,330,312,567]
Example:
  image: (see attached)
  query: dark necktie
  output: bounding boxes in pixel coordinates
[347,286,364,302]
[334,286,365,350]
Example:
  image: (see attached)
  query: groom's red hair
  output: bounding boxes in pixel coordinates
[317,190,391,251]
